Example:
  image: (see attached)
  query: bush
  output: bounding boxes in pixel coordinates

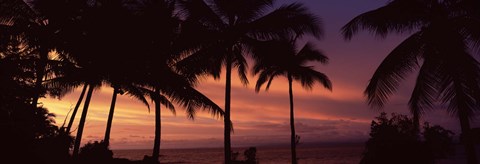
[232,147,258,164]
[78,140,113,162]
[360,113,454,164]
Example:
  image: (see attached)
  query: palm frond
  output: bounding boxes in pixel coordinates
[212,0,273,24]
[297,42,328,64]
[365,32,424,109]
[341,0,426,40]
[292,66,332,90]
[175,42,226,80]
[164,83,224,119]
[248,3,322,40]
[178,0,226,28]
[157,71,224,119]
[438,51,480,118]
[265,70,283,91]
[408,57,440,117]
[255,70,270,92]
[122,85,150,111]
[255,68,281,92]
[453,16,480,53]
[233,45,249,85]
[157,93,176,115]
[0,0,37,25]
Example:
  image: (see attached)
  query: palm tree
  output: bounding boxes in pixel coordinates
[1,0,88,140]
[22,0,92,134]
[253,39,331,164]
[8,0,141,156]
[103,80,151,145]
[342,0,480,163]
[119,0,225,161]
[45,0,119,156]
[72,83,98,156]
[135,67,224,161]
[0,0,59,108]
[65,84,87,133]
[178,1,321,162]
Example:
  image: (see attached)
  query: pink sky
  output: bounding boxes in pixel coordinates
[41,0,478,149]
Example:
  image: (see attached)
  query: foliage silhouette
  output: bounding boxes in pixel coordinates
[231,147,258,164]
[342,0,480,163]
[360,113,454,164]
[78,140,113,163]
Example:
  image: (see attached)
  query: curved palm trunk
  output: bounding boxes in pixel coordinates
[104,86,119,146]
[224,52,232,164]
[152,89,162,162]
[288,74,297,164]
[32,48,48,107]
[72,84,95,157]
[66,84,87,133]
[459,108,478,164]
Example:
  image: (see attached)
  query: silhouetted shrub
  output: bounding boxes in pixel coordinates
[360,113,454,164]
[142,155,159,164]
[34,127,75,164]
[423,123,455,159]
[232,147,258,164]
[78,140,113,162]
[244,147,257,163]
[0,103,74,164]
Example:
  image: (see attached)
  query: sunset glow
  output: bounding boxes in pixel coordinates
[36,0,479,151]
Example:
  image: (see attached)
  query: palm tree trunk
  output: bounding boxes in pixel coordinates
[72,84,95,157]
[104,86,119,146]
[66,84,87,133]
[459,108,478,164]
[152,89,161,162]
[32,48,48,107]
[224,52,232,164]
[288,74,297,164]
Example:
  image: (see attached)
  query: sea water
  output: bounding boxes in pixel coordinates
[113,145,364,164]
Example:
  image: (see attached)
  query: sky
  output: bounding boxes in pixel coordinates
[41,0,480,150]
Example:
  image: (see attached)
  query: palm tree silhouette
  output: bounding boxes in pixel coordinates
[342,0,480,163]
[65,85,87,133]
[0,0,63,108]
[253,38,331,164]
[48,0,122,156]
[178,1,321,162]
[25,0,93,136]
[125,0,225,161]
[103,82,151,146]
[135,67,224,161]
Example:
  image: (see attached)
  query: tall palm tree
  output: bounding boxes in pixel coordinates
[71,83,98,156]
[122,0,225,161]
[25,0,142,156]
[44,0,120,156]
[178,1,321,162]
[342,0,480,163]
[253,39,331,164]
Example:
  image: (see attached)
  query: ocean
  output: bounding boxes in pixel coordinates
[112,144,477,164]
[113,145,364,164]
